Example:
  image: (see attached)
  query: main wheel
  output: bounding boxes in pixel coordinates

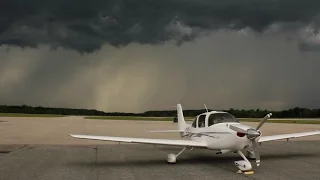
[167,153,176,163]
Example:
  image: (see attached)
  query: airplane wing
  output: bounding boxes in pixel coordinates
[70,134,207,147]
[149,130,184,133]
[258,130,320,143]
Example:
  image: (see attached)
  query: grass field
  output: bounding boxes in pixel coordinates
[84,116,177,121]
[0,113,65,118]
[84,116,320,124]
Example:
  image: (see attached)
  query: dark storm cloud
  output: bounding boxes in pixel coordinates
[1,0,320,52]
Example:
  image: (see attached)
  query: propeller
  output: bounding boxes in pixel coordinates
[256,113,272,130]
[229,113,272,166]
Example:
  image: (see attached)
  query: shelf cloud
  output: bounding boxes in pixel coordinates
[1,0,320,52]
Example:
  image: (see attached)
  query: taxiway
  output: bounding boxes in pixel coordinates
[0,116,320,179]
[0,142,320,180]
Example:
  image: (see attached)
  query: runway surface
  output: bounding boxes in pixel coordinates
[1,141,320,180]
[1,116,320,179]
[1,116,320,145]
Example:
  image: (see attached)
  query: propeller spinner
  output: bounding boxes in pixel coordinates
[229,113,272,166]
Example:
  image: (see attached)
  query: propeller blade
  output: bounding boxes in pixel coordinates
[229,125,247,134]
[252,140,261,166]
[256,113,272,130]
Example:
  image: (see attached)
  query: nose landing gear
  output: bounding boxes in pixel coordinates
[245,149,256,159]
[235,151,254,174]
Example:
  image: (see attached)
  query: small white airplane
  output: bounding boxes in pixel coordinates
[70,104,320,173]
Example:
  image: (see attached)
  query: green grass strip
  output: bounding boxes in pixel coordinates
[84,116,320,124]
[0,113,65,117]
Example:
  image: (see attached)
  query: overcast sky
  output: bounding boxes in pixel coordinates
[1,0,320,112]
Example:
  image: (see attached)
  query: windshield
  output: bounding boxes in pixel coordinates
[192,117,197,127]
[208,113,239,126]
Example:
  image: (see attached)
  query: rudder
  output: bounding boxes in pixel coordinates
[177,104,187,131]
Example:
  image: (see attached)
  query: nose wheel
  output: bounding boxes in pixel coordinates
[167,147,188,164]
[235,150,253,173]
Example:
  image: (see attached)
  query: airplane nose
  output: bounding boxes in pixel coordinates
[229,124,261,140]
[246,129,261,140]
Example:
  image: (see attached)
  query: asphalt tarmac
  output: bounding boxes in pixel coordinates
[1,116,320,145]
[0,141,320,180]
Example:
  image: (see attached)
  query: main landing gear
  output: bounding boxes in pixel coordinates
[235,151,253,174]
[167,147,193,163]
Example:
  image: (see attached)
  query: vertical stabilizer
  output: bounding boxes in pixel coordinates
[177,104,187,130]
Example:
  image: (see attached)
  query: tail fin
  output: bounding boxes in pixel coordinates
[177,104,187,130]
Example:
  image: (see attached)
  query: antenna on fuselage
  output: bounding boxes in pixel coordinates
[204,104,208,112]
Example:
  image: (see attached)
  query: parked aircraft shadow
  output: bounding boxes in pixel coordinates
[67,152,317,168]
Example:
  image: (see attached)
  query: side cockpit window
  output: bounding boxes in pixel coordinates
[198,115,206,128]
[208,115,215,126]
[192,117,197,128]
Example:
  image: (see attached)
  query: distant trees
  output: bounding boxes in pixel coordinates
[225,107,320,118]
[1,105,320,118]
[0,105,106,116]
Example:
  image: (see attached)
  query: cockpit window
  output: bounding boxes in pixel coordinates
[208,113,239,126]
[192,117,197,128]
[198,115,206,128]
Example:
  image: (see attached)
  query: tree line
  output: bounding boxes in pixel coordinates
[1,105,320,118]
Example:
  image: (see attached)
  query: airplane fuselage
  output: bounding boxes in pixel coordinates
[181,123,260,152]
